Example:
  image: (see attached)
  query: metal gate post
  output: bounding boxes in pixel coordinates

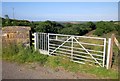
[106,38,111,69]
[48,33,50,55]
[71,36,74,60]
[34,33,38,51]
[103,38,106,67]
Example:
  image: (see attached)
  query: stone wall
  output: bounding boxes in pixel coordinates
[2,26,31,45]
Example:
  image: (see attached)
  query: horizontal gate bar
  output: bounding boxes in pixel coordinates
[73,47,103,53]
[49,33,105,40]
[73,56,96,63]
[74,42,104,47]
[73,50,103,57]
[49,49,71,55]
[49,47,71,52]
[73,56,102,64]
[49,43,72,48]
[73,53,103,61]
[49,39,104,47]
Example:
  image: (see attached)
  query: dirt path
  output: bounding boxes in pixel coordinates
[2,61,96,79]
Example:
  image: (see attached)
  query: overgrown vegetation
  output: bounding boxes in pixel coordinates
[2,44,48,64]
[2,17,32,27]
[2,44,118,79]
[94,21,120,36]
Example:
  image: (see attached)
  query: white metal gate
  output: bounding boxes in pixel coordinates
[33,33,48,54]
[33,33,107,67]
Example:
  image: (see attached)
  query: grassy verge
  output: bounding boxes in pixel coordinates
[2,44,118,79]
[2,44,48,65]
[45,56,118,79]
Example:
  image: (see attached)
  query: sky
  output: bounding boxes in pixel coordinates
[1,2,118,21]
[1,0,120,2]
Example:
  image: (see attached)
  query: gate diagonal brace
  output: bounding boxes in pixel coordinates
[73,37,102,67]
[50,36,72,55]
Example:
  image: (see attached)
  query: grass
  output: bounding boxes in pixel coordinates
[2,43,118,79]
[45,56,118,79]
[2,44,48,64]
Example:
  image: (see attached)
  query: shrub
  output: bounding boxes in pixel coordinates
[94,21,115,36]
[59,27,78,35]
[94,28,104,36]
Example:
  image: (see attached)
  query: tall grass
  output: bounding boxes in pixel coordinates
[2,43,118,79]
[2,44,48,64]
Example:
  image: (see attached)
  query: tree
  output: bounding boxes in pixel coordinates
[59,27,78,35]
[4,15,9,19]
[74,24,92,35]
[64,23,72,27]
[86,22,96,30]
[35,20,63,33]
[94,21,115,36]
[11,21,18,26]
[94,28,104,36]
[115,24,120,35]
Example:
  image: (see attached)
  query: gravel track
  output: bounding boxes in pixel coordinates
[2,61,96,79]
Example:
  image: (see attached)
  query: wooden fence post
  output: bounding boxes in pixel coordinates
[114,37,120,50]
[107,34,114,69]
[110,34,114,67]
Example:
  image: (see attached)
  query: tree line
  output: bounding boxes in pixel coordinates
[1,17,120,36]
